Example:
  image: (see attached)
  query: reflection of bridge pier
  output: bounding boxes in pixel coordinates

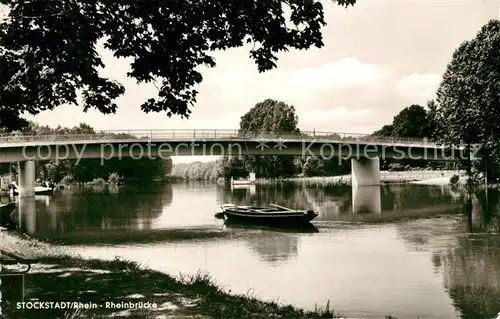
[352,185,382,214]
[15,196,52,235]
[17,196,36,235]
[15,160,38,234]
[231,184,256,195]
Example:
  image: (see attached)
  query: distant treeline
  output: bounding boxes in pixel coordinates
[170,161,223,182]
[0,122,172,184]
[170,156,350,181]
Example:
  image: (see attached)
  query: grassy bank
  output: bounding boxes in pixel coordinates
[1,232,343,319]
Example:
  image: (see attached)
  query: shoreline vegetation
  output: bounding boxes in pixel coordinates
[169,166,464,187]
[1,231,346,319]
[0,168,465,196]
[254,170,461,186]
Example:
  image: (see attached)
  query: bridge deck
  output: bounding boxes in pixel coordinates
[0,129,443,148]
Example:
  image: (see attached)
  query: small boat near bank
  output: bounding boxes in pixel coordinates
[231,173,256,186]
[219,204,318,226]
[9,181,55,196]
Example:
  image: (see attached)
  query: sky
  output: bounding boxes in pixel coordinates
[20,0,500,163]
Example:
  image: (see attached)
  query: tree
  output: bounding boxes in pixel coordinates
[373,104,434,139]
[170,161,222,181]
[239,99,300,133]
[0,0,356,121]
[302,156,350,177]
[372,104,438,170]
[236,99,299,178]
[373,124,393,137]
[435,19,500,182]
[0,108,28,131]
[426,99,438,139]
[392,104,431,138]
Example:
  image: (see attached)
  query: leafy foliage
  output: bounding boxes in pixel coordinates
[0,107,28,131]
[239,99,300,134]
[302,157,350,177]
[0,0,356,119]
[426,99,438,139]
[373,125,394,138]
[435,19,500,181]
[237,99,299,178]
[435,20,500,147]
[372,102,446,170]
[392,104,434,138]
[373,104,435,139]
[170,161,223,181]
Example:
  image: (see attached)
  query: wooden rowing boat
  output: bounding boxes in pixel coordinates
[219,203,318,226]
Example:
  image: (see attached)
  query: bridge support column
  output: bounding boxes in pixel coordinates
[351,157,380,186]
[17,160,35,197]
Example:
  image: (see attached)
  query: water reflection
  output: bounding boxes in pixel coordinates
[12,183,173,243]
[219,183,462,223]
[448,189,500,319]
[395,188,500,319]
[246,233,299,265]
[352,185,381,214]
[231,183,256,195]
[442,234,500,319]
[7,181,500,317]
[7,182,465,244]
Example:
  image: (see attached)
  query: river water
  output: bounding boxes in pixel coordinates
[9,182,500,319]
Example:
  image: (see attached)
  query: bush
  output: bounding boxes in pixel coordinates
[60,174,74,185]
[388,163,405,172]
[108,172,122,184]
[89,178,106,185]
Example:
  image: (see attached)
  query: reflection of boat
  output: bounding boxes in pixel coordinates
[231,173,256,185]
[224,220,319,233]
[220,203,318,226]
[10,181,54,196]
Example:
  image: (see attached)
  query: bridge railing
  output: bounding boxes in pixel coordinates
[0,129,435,146]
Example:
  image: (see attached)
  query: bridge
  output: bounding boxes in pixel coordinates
[0,129,465,197]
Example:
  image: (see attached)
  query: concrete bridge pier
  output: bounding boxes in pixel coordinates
[17,160,36,197]
[351,157,381,214]
[351,157,381,186]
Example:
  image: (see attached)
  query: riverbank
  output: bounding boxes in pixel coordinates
[410,176,467,186]
[1,231,343,319]
[255,170,461,186]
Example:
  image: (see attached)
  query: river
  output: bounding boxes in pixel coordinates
[9,182,500,319]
